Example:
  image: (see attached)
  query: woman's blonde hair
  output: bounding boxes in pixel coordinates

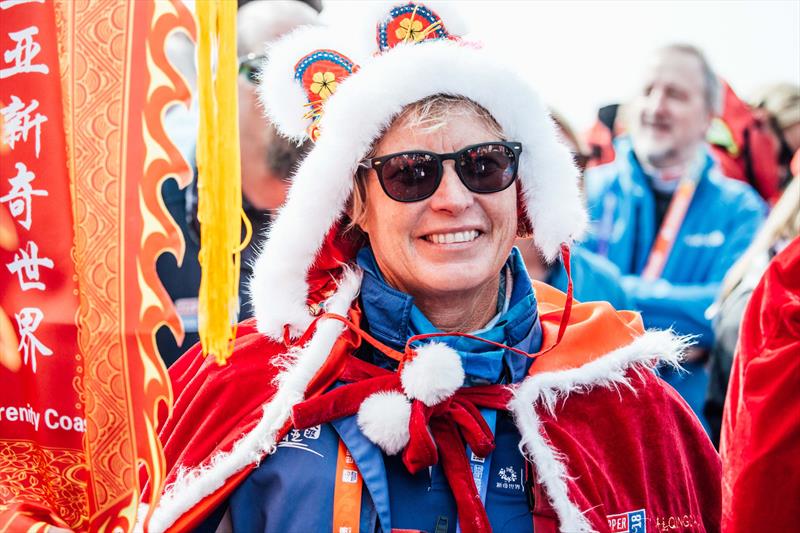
[346,94,506,233]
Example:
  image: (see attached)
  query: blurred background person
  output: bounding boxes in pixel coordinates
[156,0,320,366]
[704,175,799,446]
[751,82,800,189]
[584,82,783,203]
[705,80,782,203]
[583,44,766,430]
[517,111,630,310]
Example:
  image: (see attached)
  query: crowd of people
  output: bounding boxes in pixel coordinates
[147,1,799,532]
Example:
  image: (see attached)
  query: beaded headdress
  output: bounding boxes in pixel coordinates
[252,1,587,339]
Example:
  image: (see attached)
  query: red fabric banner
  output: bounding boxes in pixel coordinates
[0,0,87,526]
[1,0,194,529]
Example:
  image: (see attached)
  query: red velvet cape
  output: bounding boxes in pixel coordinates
[721,236,800,533]
[145,284,721,532]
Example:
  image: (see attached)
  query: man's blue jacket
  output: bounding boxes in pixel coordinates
[583,137,765,348]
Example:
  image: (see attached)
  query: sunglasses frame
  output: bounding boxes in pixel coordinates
[360,141,523,203]
[238,52,266,85]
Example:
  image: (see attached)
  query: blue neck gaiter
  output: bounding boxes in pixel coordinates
[356,247,542,385]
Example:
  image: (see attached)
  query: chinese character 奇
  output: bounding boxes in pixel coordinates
[1,162,47,229]
[6,240,54,291]
[15,307,52,373]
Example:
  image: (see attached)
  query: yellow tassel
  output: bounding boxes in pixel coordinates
[195,0,250,365]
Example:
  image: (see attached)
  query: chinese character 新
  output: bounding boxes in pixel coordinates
[1,25,49,78]
[1,95,48,157]
[15,307,53,373]
[6,240,54,291]
[1,162,47,230]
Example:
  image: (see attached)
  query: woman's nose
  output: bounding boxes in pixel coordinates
[428,161,474,214]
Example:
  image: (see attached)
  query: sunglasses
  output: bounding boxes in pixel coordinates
[238,52,266,85]
[360,141,523,203]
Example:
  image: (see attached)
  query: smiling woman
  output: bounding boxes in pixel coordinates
[143,3,722,533]
[351,95,520,332]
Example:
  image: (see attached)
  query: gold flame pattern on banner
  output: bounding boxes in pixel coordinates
[53,0,194,529]
[0,441,86,528]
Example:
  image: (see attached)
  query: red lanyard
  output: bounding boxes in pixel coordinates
[641,176,698,281]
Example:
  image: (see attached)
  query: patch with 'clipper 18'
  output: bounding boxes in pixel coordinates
[607,509,646,533]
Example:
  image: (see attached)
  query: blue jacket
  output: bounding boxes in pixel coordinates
[583,138,765,347]
[219,249,542,533]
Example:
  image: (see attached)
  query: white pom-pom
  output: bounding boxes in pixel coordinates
[357,391,412,455]
[401,342,465,406]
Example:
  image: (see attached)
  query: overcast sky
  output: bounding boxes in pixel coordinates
[323,0,800,131]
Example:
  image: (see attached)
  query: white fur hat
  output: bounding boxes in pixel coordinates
[250,1,587,340]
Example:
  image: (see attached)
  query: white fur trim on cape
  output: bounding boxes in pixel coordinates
[357,391,412,455]
[401,341,465,406]
[506,329,691,533]
[251,38,586,339]
[139,268,362,533]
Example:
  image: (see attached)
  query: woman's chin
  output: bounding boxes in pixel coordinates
[410,264,495,297]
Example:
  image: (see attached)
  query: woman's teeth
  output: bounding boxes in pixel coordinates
[426,230,480,244]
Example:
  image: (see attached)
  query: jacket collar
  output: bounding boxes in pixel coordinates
[356,247,541,385]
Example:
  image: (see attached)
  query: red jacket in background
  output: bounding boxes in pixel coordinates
[721,236,800,532]
[709,80,781,202]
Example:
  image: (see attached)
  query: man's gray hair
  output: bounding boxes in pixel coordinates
[659,43,722,115]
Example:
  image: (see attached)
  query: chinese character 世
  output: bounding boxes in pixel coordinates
[6,240,54,291]
[15,307,53,373]
[1,95,48,157]
[1,162,47,230]
[1,25,49,78]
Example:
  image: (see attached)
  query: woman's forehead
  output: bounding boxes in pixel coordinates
[376,112,501,154]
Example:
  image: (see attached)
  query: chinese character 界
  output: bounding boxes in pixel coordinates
[15,307,53,373]
[1,25,49,78]
[0,96,48,157]
[1,162,47,230]
[6,240,54,291]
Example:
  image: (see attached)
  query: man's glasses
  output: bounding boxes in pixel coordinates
[238,52,266,85]
[360,141,523,203]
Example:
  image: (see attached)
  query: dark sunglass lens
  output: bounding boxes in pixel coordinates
[459,144,516,192]
[239,60,261,84]
[380,153,439,201]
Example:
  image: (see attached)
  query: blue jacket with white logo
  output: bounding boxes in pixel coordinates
[214,250,541,533]
[583,138,765,347]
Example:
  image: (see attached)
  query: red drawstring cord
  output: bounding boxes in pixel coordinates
[285,242,575,366]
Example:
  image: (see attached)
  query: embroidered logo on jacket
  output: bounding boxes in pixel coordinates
[607,509,646,533]
[276,425,324,457]
[495,466,522,491]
